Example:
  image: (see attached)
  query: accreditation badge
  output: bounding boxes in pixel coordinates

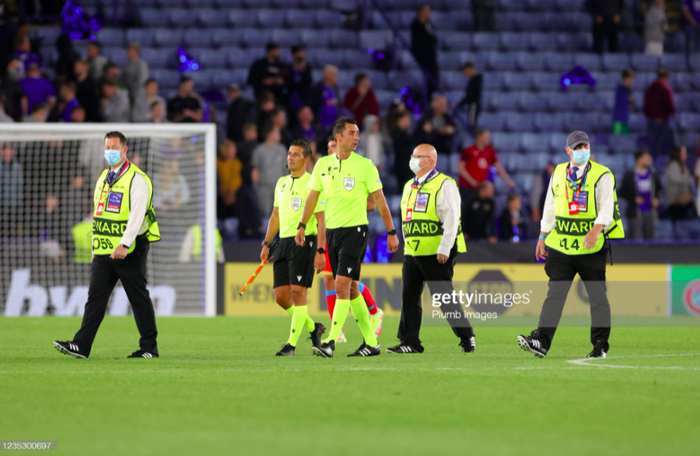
[572,191,588,212]
[405,208,413,221]
[96,202,104,216]
[106,192,123,213]
[568,201,579,216]
[414,193,429,212]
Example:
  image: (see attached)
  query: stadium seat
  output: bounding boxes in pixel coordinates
[198,9,228,27]
[631,72,656,91]
[306,48,343,68]
[534,113,563,132]
[343,49,373,69]
[608,135,640,154]
[545,52,574,71]
[514,13,542,31]
[619,32,645,53]
[242,30,273,48]
[516,52,547,72]
[660,54,689,72]
[671,72,691,92]
[315,9,343,28]
[546,92,573,112]
[527,0,557,12]
[400,50,421,70]
[330,29,359,48]
[271,30,303,47]
[574,92,607,112]
[573,53,602,71]
[125,29,156,47]
[243,0,273,6]
[506,113,535,132]
[498,153,522,172]
[187,0,216,6]
[256,9,286,28]
[472,33,500,52]
[197,49,229,69]
[102,47,128,66]
[441,71,464,91]
[488,53,519,71]
[678,113,700,133]
[139,8,169,27]
[531,72,560,91]
[272,0,303,7]
[431,11,473,30]
[376,11,414,29]
[482,72,504,90]
[184,70,215,89]
[141,47,176,69]
[521,133,550,153]
[514,172,535,191]
[489,92,520,111]
[366,70,388,90]
[169,8,198,27]
[590,72,619,91]
[529,33,559,52]
[501,33,531,52]
[491,133,522,153]
[156,0,184,5]
[216,0,246,5]
[631,53,659,72]
[479,112,507,131]
[211,69,248,87]
[548,133,568,153]
[286,9,316,28]
[301,30,331,48]
[227,47,258,68]
[503,72,532,91]
[442,32,472,51]
[521,152,550,172]
[98,28,125,47]
[301,0,330,7]
[213,29,246,47]
[184,29,215,48]
[628,113,647,133]
[496,13,517,32]
[359,30,392,50]
[438,51,463,71]
[227,9,250,28]
[154,29,183,48]
[517,92,544,112]
[149,69,179,89]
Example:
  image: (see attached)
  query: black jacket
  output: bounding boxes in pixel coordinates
[498,208,527,241]
[410,19,438,67]
[619,167,662,218]
[226,97,256,142]
[587,0,624,19]
[464,195,495,240]
[459,74,483,107]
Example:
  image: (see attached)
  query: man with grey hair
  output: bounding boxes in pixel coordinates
[122,42,149,106]
[518,131,625,360]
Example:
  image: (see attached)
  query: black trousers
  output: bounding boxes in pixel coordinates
[593,19,619,54]
[73,238,158,357]
[398,247,474,351]
[537,247,611,351]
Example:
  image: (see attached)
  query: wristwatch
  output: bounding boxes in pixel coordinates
[387,229,397,236]
[262,241,272,248]
[317,248,326,254]
[297,222,306,230]
[120,244,130,249]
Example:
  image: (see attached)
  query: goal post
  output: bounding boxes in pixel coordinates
[0,123,218,317]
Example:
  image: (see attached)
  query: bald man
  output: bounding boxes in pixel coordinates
[388,144,475,354]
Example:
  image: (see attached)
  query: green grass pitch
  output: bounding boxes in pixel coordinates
[1,316,698,456]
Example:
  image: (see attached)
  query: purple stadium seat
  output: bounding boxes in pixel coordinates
[531,72,561,91]
[501,33,531,52]
[184,29,215,48]
[483,72,505,90]
[301,30,331,48]
[271,30,303,47]
[315,9,343,28]
[141,47,176,69]
[257,9,286,28]
[545,52,574,71]
[488,53,520,71]
[242,29,273,48]
[534,113,564,132]
[515,13,542,31]
[619,33,645,53]
[517,92,544,112]
[489,92,520,111]
[491,133,522,153]
[139,8,169,27]
[197,49,229,69]
[479,112,507,131]
[442,32,472,51]
[678,113,700,133]
[272,0,303,7]
[286,9,316,28]
[631,53,660,72]
[359,30,392,51]
[198,9,228,27]
[602,53,631,71]
[516,52,547,71]
[472,33,500,52]
[98,28,125,47]
[503,72,533,91]
[227,9,249,28]
[215,0,245,5]
[213,29,246,47]
[529,33,559,52]
[102,47,128,66]
[330,30,358,48]
[506,113,535,132]
[301,0,330,7]
[496,13,518,31]
[154,29,183,48]
[187,0,216,6]
[573,53,602,71]
[169,8,198,27]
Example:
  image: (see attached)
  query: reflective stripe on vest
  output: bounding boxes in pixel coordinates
[92,164,160,255]
[544,161,625,255]
[400,173,466,256]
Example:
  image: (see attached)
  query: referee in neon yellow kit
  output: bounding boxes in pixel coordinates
[54,131,161,359]
[518,131,625,359]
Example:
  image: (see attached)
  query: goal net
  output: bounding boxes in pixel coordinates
[0,124,217,317]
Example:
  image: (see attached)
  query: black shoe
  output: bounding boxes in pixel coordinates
[53,340,87,359]
[348,342,380,357]
[127,349,159,358]
[587,340,607,358]
[387,343,420,354]
[517,334,547,358]
[276,343,295,356]
[459,336,476,353]
[313,340,335,358]
[307,322,326,351]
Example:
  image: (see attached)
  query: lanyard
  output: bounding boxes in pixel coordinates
[98,160,130,202]
[564,163,589,201]
[408,168,437,208]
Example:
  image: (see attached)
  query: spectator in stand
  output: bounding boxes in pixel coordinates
[12,35,40,76]
[457,128,515,204]
[1,58,27,121]
[664,145,696,225]
[122,42,149,106]
[226,83,255,142]
[86,41,107,81]
[463,181,497,243]
[153,159,191,213]
[620,150,662,240]
[418,94,456,155]
[0,96,14,123]
[645,0,668,57]
[19,62,55,116]
[695,140,700,216]
[256,90,276,138]
[613,69,635,135]
[3,56,24,82]
[293,106,317,144]
[411,4,439,98]
[22,101,48,122]
[57,81,80,123]
[644,68,676,157]
[132,78,166,123]
[499,194,527,242]
[682,0,700,52]
[383,99,408,144]
[237,122,259,167]
[73,59,101,122]
[71,106,86,123]
[247,42,288,104]
[168,76,203,123]
[150,101,166,123]
[54,34,80,84]
[99,80,130,123]
[269,108,293,148]
[588,0,624,54]
[529,157,557,225]
[357,114,384,170]
[217,140,243,221]
[343,72,379,129]
[0,144,23,209]
[458,62,483,131]
[287,46,313,120]
[251,125,287,218]
[473,0,496,31]
[309,65,340,137]
[392,111,416,186]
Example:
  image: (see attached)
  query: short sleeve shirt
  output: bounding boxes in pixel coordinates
[458,145,499,189]
[308,152,382,229]
[274,172,324,238]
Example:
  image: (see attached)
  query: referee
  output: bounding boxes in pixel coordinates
[261,139,327,356]
[295,117,399,358]
[517,131,625,359]
[54,131,161,359]
[388,144,475,354]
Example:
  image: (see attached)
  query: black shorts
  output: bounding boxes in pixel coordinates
[326,225,369,281]
[272,236,317,288]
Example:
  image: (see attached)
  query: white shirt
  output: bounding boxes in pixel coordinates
[411,169,461,256]
[119,172,149,248]
[541,161,614,233]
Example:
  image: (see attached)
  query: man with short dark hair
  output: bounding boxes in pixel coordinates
[167,77,203,123]
[54,131,161,359]
[226,83,255,142]
[620,150,661,240]
[19,62,55,116]
[270,108,293,148]
[22,101,48,122]
[458,62,483,130]
[100,80,130,123]
[261,139,327,356]
[644,68,676,157]
[86,41,107,80]
[411,4,439,98]
[247,42,288,104]
[296,117,399,358]
[132,78,167,123]
[287,46,313,116]
[613,69,635,135]
[123,41,149,106]
[74,58,101,122]
[58,81,80,123]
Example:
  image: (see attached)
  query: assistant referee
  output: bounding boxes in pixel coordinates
[295,117,399,358]
[54,131,161,359]
[517,131,625,359]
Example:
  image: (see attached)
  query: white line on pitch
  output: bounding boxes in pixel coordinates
[567,353,700,370]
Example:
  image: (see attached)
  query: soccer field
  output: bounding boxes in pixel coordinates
[1,316,698,456]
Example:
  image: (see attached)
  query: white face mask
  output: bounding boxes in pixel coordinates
[409,157,424,173]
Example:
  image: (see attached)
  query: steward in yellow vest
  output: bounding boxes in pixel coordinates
[518,131,625,361]
[389,144,475,355]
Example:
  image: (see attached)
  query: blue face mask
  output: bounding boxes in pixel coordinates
[104,149,122,166]
[572,147,590,165]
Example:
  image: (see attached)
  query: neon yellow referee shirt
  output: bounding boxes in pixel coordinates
[308,151,382,229]
[274,172,324,238]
